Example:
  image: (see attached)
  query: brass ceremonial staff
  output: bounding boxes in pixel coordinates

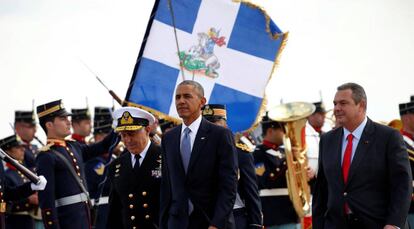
[0,148,41,185]
[79,60,124,105]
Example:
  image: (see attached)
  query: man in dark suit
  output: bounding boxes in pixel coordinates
[107,107,162,229]
[312,82,412,229]
[160,80,238,229]
[202,104,262,229]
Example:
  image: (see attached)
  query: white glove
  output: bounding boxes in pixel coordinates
[30,175,47,191]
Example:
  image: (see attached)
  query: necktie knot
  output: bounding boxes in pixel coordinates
[347,133,353,141]
[184,127,191,135]
[135,154,141,160]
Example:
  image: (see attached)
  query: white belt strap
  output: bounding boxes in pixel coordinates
[55,193,88,208]
[259,188,289,197]
[91,196,109,206]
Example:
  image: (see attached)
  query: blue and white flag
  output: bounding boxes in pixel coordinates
[125,0,287,132]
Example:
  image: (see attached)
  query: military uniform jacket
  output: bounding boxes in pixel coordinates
[402,133,414,213]
[253,144,298,226]
[0,162,34,229]
[236,143,262,228]
[36,132,118,229]
[107,142,162,229]
[23,143,38,171]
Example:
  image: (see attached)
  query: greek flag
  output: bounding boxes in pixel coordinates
[125,0,287,132]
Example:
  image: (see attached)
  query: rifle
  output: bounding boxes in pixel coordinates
[79,60,124,105]
[0,148,40,185]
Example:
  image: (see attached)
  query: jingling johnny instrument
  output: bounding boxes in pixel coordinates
[268,102,315,218]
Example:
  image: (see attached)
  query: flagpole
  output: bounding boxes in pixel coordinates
[167,0,186,81]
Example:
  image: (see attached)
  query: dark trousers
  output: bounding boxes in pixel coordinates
[234,208,247,229]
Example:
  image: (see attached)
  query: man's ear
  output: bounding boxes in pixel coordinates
[200,96,207,107]
[45,121,53,131]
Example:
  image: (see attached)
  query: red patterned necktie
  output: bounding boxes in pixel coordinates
[342,133,353,214]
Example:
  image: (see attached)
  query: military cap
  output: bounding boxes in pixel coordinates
[399,102,414,116]
[94,107,113,134]
[312,101,326,114]
[201,104,227,122]
[15,110,36,125]
[158,119,176,133]
[0,135,23,151]
[411,95,414,102]
[261,111,283,130]
[36,99,71,120]
[71,108,91,121]
[112,107,155,132]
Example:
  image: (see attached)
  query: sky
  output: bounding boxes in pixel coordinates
[0,0,413,140]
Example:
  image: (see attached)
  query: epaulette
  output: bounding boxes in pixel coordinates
[407,149,414,162]
[236,142,254,153]
[39,143,54,153]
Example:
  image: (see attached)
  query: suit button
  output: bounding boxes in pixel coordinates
[131,215,135,220]
[269,173,275,178]
[129,194,134,198]
[145,215,150,219]
[344,192,348,196]
[143,203,148,208]
[276,168,280,172]
[16,206,20,210]
[142,191,147,196]
[129,204,134,209]
[25,203,29,207]
[48,221,53,225]
[46,211,51,215]
[133,227,136,229]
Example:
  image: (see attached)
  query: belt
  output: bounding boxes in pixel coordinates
[55,193,88,208]
[91,196,109,206]
[259,188,289,197]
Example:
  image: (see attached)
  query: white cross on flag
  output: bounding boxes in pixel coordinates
[125,0,287,132]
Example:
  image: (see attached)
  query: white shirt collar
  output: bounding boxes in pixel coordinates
[181,114,202,135]
[130,139,151,167]
[343,116,368,140]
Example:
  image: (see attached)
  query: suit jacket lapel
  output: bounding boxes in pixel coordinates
[331,128,345,188]
[187,118,210,175]
[346,118,375,185]
[172,125,186,175]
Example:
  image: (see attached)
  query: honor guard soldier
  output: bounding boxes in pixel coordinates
[202,104,263,229]
[0,135,47,229]
[107,107,162,229]
[305,102,327,188]
[158,119,176,134]
[84,107,113,229]
[253,114,299,229]
[71,108,92,145]
[399,101,414,228]
[35,99,118,229]
[14,110,38,170]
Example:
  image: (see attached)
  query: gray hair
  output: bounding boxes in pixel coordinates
[178,80,204,98]
[337,82,367,109]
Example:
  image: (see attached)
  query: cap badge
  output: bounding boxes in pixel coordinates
[120,111,134,125]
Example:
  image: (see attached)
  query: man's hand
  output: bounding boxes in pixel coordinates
[30,175,47,191]
[306,166,316,180]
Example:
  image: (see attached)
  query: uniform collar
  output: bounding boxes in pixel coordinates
[71,133,86,143]
[401,130,414,141]
[262,139,279,150]
[47,138,67,147]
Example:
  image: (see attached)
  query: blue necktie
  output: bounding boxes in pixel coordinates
[180,127,192,173]
[180,127,194,214]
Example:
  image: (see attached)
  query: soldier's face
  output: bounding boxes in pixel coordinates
[119,127,150,154]
[308,112,326,129]
[175,85,206,124]
[72,119,92,137]
[48,116,71,138]
[15,122,36,142]
[8,146,25,161]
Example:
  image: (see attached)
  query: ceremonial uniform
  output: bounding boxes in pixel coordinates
[14,111,38,170]
[201,104,262,229]
[84,107,113,229]
[4,163,36,229]
[254,141,298,228]
[35,100,118,229]
[106,107,162,229]
[71,108,92,145]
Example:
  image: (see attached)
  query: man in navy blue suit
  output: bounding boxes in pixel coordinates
[160,80,238,229]
[312,82,412,229]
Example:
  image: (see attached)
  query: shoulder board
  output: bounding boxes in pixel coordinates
[407,149,414,162]
[39,143,54,152]
[236,142,254,153]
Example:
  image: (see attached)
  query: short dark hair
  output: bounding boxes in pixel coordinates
[337,82,367,109]
[178,80,204,98]
[39,116,57,135]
